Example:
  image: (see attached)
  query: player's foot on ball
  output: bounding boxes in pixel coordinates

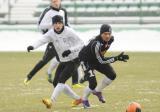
[42,98,52,109]
[72,98,82,107]
[72,83,84,88]
[92,91,106,103]
[82,100,90,108]
[47,74,53,83]
[24,78,30,86]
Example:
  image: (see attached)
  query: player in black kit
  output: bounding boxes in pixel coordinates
[79,24,129,108]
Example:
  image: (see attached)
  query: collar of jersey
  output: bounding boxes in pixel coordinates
[50,6,61,11]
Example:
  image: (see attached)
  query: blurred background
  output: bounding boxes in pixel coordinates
[0,0,160,51]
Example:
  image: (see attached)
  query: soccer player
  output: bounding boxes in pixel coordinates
[79,24,129,108]
[27,15,84,108]
[24,0,81,88]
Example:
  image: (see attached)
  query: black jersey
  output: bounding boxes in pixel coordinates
[79,35,115,64]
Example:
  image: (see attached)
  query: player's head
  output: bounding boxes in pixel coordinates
[51,0,61,9]
[52,15,64,33]
[100,24,112,42]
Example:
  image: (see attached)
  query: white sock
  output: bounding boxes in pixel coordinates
[47,57,59,75]
[95,77,112,92]
[83,86,92,100]
[51,83,65,103]
[77,65,85,81]
[63,84,80,100]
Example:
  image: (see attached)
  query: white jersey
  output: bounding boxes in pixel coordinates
[38,6,68,33]
[32,27,84,62]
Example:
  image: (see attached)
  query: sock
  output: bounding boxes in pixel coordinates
[77,65,84,82]
[51,83,65,102]
[83,86,92,100]
[63,84,80,100]
[95,76,112,92]
[47,58,59,75]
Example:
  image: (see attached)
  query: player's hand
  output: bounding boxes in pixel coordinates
[27,46,34,52]
[62,50,71,57]
[116,52,129,62]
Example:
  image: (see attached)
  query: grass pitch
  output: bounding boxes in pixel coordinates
[0,52,160,112]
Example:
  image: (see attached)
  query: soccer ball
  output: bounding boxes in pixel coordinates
[126,102,141,112]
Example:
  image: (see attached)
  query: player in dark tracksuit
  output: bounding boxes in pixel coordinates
[24,0,79,86]
[79,24,129,108]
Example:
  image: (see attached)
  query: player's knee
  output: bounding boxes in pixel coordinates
[52,81,58,87]
[89,81,97,90]
[89,83,97,90]
[109,72,116,80]
[58,79,66,84]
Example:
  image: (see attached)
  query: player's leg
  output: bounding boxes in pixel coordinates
[96,63,116,91]
[47,57,59,83]
[43,63,65,109]
[71,66,83,88]
[82,70,97,108]
[51,61,81,106]
[24,42,55,85]
[93,63,116,103]
[52,63,65,87]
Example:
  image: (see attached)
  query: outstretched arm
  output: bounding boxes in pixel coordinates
[27,31,52,52]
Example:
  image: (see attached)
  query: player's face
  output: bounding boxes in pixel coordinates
[53,22,64,32]
[101,32,111,42]
[51,0,61,8]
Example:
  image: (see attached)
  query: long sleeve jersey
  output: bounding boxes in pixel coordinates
[79,36,115,64]
[38,6,69,34]
[32,27,84,62]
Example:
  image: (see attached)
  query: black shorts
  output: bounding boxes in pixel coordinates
[52,58,80,87]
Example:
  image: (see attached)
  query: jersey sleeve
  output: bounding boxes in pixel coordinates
[38,7,52,31]
[93,41,116,64]
[61,8,69,26]
[32,30,52,49]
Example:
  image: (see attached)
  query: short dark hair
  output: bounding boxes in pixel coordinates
[100,24,112,34]
[52,15,63,24]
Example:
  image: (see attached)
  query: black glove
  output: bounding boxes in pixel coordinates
[108,36,114,44]
[62,50,71,57]
[27,46,34,52]
[116,52,129,62]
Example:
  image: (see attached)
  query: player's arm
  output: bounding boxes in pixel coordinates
[61,8,69,26]
[27,30,52,52]
[93,41,115,64]
[93,42,129,64]
[38,8,52,32]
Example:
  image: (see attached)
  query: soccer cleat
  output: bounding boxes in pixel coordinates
[24,78,30,86]
[72,83,84,88]
[72,98,82,107]
[92,91,106,103]
[47,74,53,84]
[82,100,90,108]
[42,98,52,109]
